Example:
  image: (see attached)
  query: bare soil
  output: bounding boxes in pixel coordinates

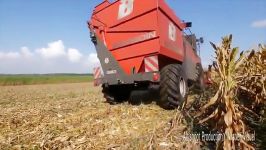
[0,83,200,149]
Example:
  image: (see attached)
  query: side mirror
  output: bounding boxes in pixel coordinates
[185,22,192,28]
[197,37,204,44]
[90,31,97,44]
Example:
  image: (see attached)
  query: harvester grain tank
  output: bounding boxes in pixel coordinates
[88,0,204,109]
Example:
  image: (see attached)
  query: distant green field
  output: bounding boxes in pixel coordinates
[0,74,93,86]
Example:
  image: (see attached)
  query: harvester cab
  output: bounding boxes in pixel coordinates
[89,0,205,109]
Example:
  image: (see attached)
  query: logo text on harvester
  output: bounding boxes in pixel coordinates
[112,31,156,49]
[118,0,134,19]
[181,131,256,142]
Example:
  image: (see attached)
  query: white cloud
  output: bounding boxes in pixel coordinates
[36,40,66,59]
[0,51,20,59]
[0,40,98,74]
[20,47,33,58]
[35,41,84,63]
[82,53,100,72]
[87,53,100,64]
[67,48,83,63]
[0,52,5,59]
[251,19,266,28]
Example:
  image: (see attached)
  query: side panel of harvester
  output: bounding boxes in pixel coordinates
[157,0,185,62]
[156,0,201,81]
[90,0,160,76]
[89,0,201,85]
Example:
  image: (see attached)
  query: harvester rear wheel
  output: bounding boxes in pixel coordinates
[102,84,130,105]
[158,64,188,109]
[102,85,116,105]
[195,64,205,92]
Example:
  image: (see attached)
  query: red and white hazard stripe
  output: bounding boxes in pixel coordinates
[144,56,159,72]
[93,67,102,79]
[93,67,102,87]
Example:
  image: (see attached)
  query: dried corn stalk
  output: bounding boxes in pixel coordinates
[237,44,266,110]
[196,35,255,150]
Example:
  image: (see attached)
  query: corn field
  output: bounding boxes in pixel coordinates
[0,36,265,149]
[194,35,265,150]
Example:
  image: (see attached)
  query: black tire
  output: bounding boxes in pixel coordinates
[195,64,205,91]
[102,84,130,105]
[158,64,188,109]
[102,84,116,105]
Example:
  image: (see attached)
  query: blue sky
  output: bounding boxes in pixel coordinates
[0,0,265,74]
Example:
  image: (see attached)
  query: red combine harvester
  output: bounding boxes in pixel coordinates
[88,0,205,109]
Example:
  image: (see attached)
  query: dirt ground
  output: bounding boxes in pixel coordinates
[0,83,201,150]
